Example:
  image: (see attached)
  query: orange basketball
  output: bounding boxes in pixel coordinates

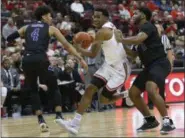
[73,32,93,49]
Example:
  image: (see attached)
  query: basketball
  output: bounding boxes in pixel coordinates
[73,32,93,49]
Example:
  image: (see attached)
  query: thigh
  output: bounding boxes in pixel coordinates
[91,76,106,89]
[105,71,125,92]
[37,59,50,77]
[93,63,111,83]
[148,59,171,89]
[22,58,38,90]
[38,61,56,86]
[132,70,148,92]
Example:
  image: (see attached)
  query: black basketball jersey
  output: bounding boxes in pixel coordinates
[137,22,166,68]
[24,21,50,54]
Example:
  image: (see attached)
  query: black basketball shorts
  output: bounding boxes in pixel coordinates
[133,58,171,92]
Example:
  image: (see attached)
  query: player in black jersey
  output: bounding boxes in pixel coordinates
[119,7,175,134]
[7,6,88,132]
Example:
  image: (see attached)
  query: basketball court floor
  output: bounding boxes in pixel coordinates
[1,103,184,137]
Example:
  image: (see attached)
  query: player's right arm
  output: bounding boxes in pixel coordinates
[114,29,138,60]
[6,25,27,43]
[49,26,88,71]
[124,45,138,60]
[74,29,105,58]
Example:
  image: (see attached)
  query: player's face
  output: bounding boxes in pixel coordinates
[43,13,52,25]
[132,10,142,24]
[93,11,105,29]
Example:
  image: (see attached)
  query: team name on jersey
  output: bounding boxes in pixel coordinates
[31,24,44,28]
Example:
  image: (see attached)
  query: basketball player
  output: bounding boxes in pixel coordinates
[6,6,87,132]
[118,7,175,134]
[55,8,131,134]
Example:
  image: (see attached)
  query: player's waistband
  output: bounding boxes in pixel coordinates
[106,58,129,68]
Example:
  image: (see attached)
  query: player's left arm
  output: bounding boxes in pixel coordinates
[6,26,27,43]
[75,29,104,58]
[121,32,148,45]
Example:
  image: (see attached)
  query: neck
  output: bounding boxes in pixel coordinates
[102,20,109,26]
[40,20,47,24]
[139,19,147,26]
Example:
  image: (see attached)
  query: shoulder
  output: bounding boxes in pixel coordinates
[1,69,5,74]
[96,28,112,40]
[141,22,153,28]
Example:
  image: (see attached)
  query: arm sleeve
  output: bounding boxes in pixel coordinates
[6,31,20,42]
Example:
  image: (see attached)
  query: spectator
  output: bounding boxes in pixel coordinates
[1,57,21,117]
[160,0,171,11]
[55,12,63,29]
[10,52,22,73]
[60,15,72,36]
[119,5,131,20]
[82,0,94,12]
[163,15,177,43]
[152,11,164,36]
[57,57,65,71]
[58,59,84,112]
[171,4,180,19]
[2,18,17,40]
[70,0,84,15]
[48,56,61,77]
[70,0,84,22]
[47,43,55,57]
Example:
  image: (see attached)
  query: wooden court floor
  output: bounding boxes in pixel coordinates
[1,103,184,137]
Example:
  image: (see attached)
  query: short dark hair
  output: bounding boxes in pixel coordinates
[94,8,109,18]
[34,6,52,21]
[138,7,152,21]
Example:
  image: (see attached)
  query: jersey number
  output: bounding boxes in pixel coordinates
[31,28,40,41]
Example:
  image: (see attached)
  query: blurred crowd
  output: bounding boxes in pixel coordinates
[1,0,184,117]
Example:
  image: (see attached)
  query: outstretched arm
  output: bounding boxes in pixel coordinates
[114,29,138,59]
[121,32,148,45]
[50,26,88,70]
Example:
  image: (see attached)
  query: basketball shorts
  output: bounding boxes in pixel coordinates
[91,60,131,93]
[133,58,171,92]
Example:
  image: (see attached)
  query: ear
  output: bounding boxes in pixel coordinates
[42,15,46,21]
[141,13,145,19]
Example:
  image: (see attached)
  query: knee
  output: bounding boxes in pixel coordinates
[146,81,158,99]
[129,86,141,100]
[84,84,98,97]
[99,94,110,104]
[146,81,157,92]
